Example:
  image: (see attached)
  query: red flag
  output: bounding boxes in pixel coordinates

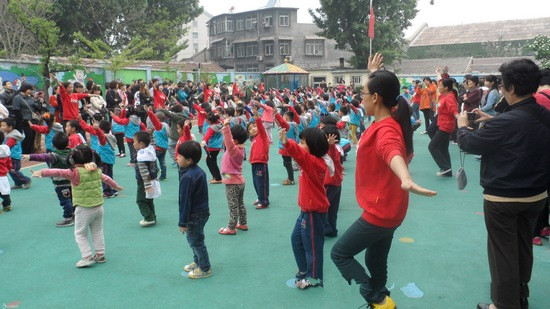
[368,1,375,39]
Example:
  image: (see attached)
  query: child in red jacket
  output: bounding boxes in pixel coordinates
[247,106,270,209]
[279,127,332,290]
[0,132,12,211]
[321,125,343,237]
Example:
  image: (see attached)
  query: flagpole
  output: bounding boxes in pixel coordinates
[369,0,373,58]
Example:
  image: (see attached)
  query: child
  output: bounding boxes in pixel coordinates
[65,120,85,149]
[337,106,351,140]
[247,107,270,209]
[31,145,123,267]
[1,118,31,190]
[218,117,249,235]
[158,104,187,163]
[134,131,160,226]
[110,106,147,166]
[321,125,343,237]
[111,108,126,157]
[175,119,193,163]
[259,99,275,143]
[29,113,63,154]
[22,132,74,226]
[279,127,331,289]
[96,120,118,198]
[145,106,170,181]
[0,132,12,212]
[200,112,223,184]
[274,110,299,185]
[178,140,212,279]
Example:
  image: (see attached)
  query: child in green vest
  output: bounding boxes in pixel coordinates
[22,132,74,227]
[31,145,123,268]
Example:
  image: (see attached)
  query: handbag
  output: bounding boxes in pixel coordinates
[457,150,467,190]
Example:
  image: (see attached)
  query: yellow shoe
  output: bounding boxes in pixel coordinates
[371,296,396,309]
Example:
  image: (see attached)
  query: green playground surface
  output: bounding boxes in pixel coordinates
[1,127,549,309]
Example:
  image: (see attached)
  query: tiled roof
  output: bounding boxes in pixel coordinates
[389,57,473,75]
[409,17,550,47]
[469,56,539,74]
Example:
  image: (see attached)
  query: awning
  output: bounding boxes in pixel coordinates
[277,36,293,41]
[260,37,275,41]
[232,38,259,44]
[305,36,324,40]
[209,37,226,45]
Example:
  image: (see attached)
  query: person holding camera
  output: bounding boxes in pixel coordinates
[457,59,550,309]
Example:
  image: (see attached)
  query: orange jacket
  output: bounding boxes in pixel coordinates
[420,84,437,110]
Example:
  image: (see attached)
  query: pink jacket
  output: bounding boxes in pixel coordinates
[220,126,245,184]
[260,103,274,123]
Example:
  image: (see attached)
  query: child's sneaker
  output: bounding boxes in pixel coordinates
[127,163,135,167]
[255,204,269,210]
[93,254,106,263]
[188,267,212,279]
[295,279,322,290]
[3,205,11,212]
[119,153,126,158]
[139,219,156,227]
[369,296,396,309]
[76,256,96,268]
[236,223,248,231]
[541,227,550,237]
[219,227,236,235]
[22,179,32,189]
[253,200,259,206]
[10,185,22,190]
[183,262,198,272]
[282,179,295,185]
[56,217,74,227]
[533,237,543,246]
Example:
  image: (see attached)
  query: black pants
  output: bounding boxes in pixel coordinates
[282,155,294,181]
[21,123,36,154]
[205,150,221,181]
[428,129,451,171]
[114,133,125,154]
[421,109,433,132]
[331,217,397,304]
[325,185,342,237]
[1,194,11,207]
[483,199,546,309]
[533,196,549,236]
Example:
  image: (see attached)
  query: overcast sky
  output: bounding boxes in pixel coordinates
[200,0,550,38]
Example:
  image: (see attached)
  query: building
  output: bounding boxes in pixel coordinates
[176,11,213,61]
[407,17,550,59]
[206,7,353,72]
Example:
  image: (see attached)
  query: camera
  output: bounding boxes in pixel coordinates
[467,112,478,129]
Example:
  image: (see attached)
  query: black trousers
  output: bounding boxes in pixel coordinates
[205,150,221,181]
[428,129,451,171]
[533,195,549,236]
[483,199,546,309]
[325,185,342,236]
[421,108,433,132]
[331,217,397,304]
[282,155,294,181]
[21,123,36,154]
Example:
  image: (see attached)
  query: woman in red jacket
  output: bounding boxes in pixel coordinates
[428,78,459,177]
[331,54,436,309]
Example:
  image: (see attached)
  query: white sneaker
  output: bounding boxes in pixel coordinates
[139,219,156,227]
[76,257,96,268]
[183,261,198,272]
[436,169,452,177]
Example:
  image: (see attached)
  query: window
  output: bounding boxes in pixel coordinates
[334,76,344,84]
[236,19,244,31]
[247,65,259,72]
[264,43,274,56]
[246,15,257,30]
[236,45,245,58]
[192,32,198,39]
[210,22,215,35]
[279,13,289,26]
[236,65,246,72]
[265,64,274,70]
[263,15,273,27]
[227,19,234,32]
[246,43,258,57]
[193,43,199,54]
[215,20,225,33]
[305,42,323,56]
[280,42,290,55]
[352,76,362,84]
[312,77,326,88]
[192,20,198,27]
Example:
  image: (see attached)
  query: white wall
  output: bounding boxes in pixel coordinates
[176,11,213,61]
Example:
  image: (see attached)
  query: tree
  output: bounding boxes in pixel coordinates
[0,0,36,59]
[73,32,154,80]
[528,35,550,68]
[8,0,61,95]
[56,0,203,61]
[309,0,417,69]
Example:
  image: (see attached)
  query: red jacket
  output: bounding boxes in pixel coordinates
[59,86,89,120]
[283,139,329,213]
[249,118,269,164]
[193,103,207,126]
[203,88,213,103]
[175,125,192,162]
[0,156,12,176]
[356,117,408,228]
[68,133,83,149]
[437,92,458,133]
[153,88,167,109]
[324,144,343,186]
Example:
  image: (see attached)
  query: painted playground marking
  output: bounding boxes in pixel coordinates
[286,279,297,288]
[399,237,415,243]
[400,282,424,298]
[271,183,281,187]
[0,249,3,255]
[3,301,21,308]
